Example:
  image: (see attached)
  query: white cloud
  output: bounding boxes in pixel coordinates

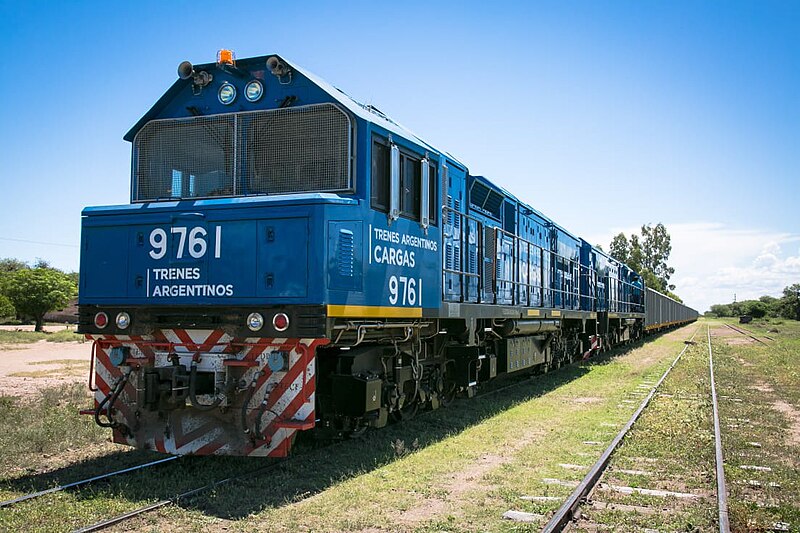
[586,222,800,313]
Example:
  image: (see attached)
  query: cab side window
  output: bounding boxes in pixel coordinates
[371,139,390,212]
[400,152,421,220]
[428,161,437,226]
[370,135,437,227]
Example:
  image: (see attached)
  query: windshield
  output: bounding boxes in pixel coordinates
[132,103,352,201]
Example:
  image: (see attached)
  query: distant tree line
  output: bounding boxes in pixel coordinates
[708,284,800,320]
[608,223,683,302]
[0,258,78,331]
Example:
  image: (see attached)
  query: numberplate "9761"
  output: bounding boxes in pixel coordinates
[148,226,223,260]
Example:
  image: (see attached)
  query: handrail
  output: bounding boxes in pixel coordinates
[441,205,645,312]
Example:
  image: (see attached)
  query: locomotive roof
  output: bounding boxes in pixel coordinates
[124,54,465,168]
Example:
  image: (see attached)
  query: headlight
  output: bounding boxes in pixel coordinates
[218,82,236,105]
[244,80,263,102]
[247,312,264,331]
[116,312,131,329]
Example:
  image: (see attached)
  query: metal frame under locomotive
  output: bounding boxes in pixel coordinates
[78,52,698,457]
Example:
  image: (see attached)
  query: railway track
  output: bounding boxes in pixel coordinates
[69,365,569,532]
[0,456,179,509]
[0,329,691,532]
[72,459,287,533]
[708,325,730,531]
[68,336,650,532]
[541,324,733,532]
[724,322,771,344]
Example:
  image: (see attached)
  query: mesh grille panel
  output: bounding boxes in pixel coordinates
[242,105,350,194]
[133,104,351,201]
[135,115,235,200]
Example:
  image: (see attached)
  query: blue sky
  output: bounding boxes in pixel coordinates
[0,1,797,312]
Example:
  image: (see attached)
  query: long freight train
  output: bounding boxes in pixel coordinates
[78,51,698,457]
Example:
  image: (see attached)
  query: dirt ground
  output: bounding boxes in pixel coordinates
[0,340,91,398]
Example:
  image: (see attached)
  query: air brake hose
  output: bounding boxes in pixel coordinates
[254,388,281,438]
[94,371,130,428]
[240,379,258,435]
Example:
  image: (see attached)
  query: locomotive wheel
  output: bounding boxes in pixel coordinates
[391,396,419,421]
[348,423,368,439]
[437,363,457,407]
[440,380,457,407]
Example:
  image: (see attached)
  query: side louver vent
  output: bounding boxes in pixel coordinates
[337,229,355,277]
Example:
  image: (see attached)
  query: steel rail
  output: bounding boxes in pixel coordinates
[724,323,769,345]
[70,325,695,532]
[0,456,179,509]
[708,325,731,533]
[541,325,700,532]
[72,460,286,533]
[67,335,592,532]
[726,322,774,341]
[70,335,622,533]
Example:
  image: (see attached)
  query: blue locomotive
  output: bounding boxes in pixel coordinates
[78,51,698,457]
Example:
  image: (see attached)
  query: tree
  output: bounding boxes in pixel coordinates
[608,224,674,294]
[666,290,683,303]
[0,294,14,319]
[33,258,51,269]
[609,233,630,265]
[707,285,800,320]
[639,223,674,292]
[1,267,77,331]
[777,283,800,320]
[710,304,733,317]
[743,300,768,318]
[0,258,28,273]
[628,234,643,274]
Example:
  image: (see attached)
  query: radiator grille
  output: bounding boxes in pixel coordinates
[133,104,352,201]
[242,105,350,194]
[134,115,236,200]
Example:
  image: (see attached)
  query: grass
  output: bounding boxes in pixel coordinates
[0,326,694,533]
[1,320,796,532]
[8,359,87,378]
[709,318,800,531]
[122,325,698,533]
[45,330,85,343]
[0,329,84,345]
[0,384,106,476]
[581,328,718,530]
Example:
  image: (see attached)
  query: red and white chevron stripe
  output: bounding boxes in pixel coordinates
[87,329,328,457]
[582,334,602,360]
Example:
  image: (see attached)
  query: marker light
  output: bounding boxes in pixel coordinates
[94,312,108,329]
[247,312,264,331]
[244,80,264,102]
[218,82,236,105]
[272,312,289,332]
[116,312,131,330]
[217,49,236,66]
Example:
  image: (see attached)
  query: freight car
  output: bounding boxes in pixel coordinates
[78,51,698,457]
[645,287,698,332]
